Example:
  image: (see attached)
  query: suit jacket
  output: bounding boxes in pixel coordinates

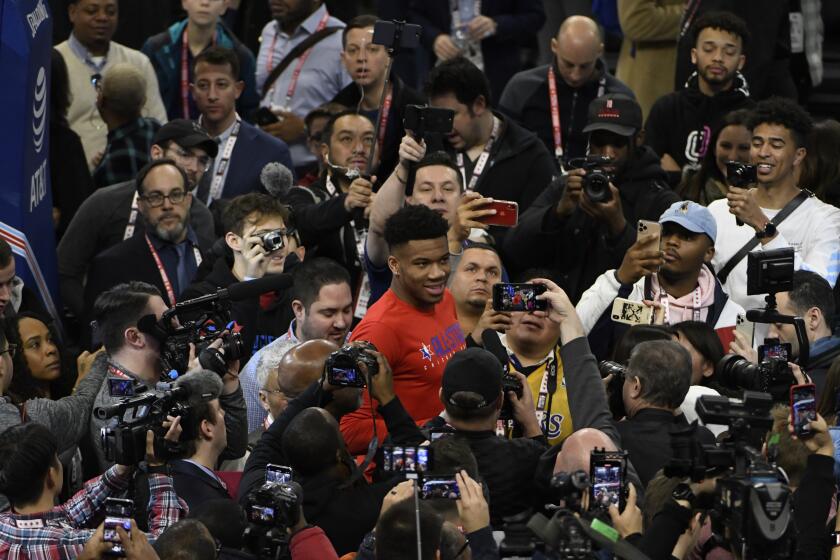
[197,120,294,204]
[171,459,232,507]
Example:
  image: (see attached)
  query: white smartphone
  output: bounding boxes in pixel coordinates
[610,298,654,326]
[735,314,755,346]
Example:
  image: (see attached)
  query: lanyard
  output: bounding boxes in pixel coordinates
[659,285,703,324]
[180,27,216,119]
[456,116,500,192]
[547,66,564,161]
[510,348,559,435]
[124,192,140,240]
[145,234,178,306]
[207,116,242,205]
[266,11,330,107]
[107,362,131,380]
[376,88,393,165]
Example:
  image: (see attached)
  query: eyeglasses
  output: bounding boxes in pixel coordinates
[139,190,188,207]
[0,344,17,358]
[169,145,213,172]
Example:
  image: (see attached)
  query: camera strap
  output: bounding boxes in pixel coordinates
[547,67,605,165]
[456,115,501,192]
[717,190,812,284]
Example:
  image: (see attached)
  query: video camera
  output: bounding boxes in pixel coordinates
[138,276,291,379]
[242,481,303,560]
[716,339,795,402]
[94,369,222,465]
[665,392,793,560]
[568,156,614,204]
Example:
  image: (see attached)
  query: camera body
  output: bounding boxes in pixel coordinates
[260,230,286,253]
[325,341,379,387]
[403,104,455,137]
[569,156,614,204]
[726,161,757,188]
[372,20,422,51]
[716,339,794,402]
[549,469,590,512]
[499,372,524,421]
[97,386,196,465]
[242,481,303,560]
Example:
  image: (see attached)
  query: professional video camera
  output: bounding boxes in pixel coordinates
[568,156,615,204]
[242,481,303,560]
[94,369,222,465]
[665,392,793,560]
[138,276,291,378]
[716,339,795,402]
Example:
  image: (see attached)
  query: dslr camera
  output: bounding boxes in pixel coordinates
[568,156,614,204]
[325,341,379,388]
[716,339,794,402]
[499,372,524,421]
[242,481,303,560]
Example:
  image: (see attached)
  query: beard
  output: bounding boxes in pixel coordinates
[154,218,187,243]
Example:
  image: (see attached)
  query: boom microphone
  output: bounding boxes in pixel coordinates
[260,162,295,199]
[171,368,223,405]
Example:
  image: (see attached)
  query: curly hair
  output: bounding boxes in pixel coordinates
[5,312,76,404]
[747,97,814,148]
[690,10,751,49]
[383,204,449,250]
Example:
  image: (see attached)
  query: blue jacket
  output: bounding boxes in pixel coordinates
[196,120,294,203]
[142,19,259,122]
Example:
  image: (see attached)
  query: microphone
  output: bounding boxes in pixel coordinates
[481,330,510,373]
[171,368,223,404]
[225,274,293,301]
[260,162,295,199]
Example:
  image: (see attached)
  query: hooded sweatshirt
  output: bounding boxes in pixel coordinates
[645,71,754,170]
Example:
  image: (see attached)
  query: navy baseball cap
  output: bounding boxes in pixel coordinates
[441,348,503,409]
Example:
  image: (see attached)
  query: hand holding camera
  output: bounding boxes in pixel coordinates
[726,183,769,233]
[470,299,512,342]
[606,483,642,539]
[507,371,541,437]
[556,169,585,218]
[363,346,396,406]
[397,134,426,171]
[530,278,585,343]
[242,234,269,279]
[344,176,376,212]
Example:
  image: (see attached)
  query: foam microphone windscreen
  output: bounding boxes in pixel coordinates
[260,162,294,199]
[172,368,223,404]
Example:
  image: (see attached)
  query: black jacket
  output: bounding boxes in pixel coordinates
[409,0,546,103]
[615,408,716,488]
[502,145,680,303]
[499,59,635,164]
[452,112,556,247]
[239,381,422,554]
[181,254,295,359]
[331,75,426,182]
[285,178,365,293]
[793,454,835,560]
[646,72,754,171]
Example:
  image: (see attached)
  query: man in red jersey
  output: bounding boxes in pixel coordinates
[340,204,466,454]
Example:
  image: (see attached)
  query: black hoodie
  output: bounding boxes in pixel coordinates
[645,71,754,171]
[502,144,680,303]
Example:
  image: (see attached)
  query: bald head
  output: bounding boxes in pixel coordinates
[99,62,147,119]
[554,428,617,475]
[277,339,339,397]
[551,16,603,89]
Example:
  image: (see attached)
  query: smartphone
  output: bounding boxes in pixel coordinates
[610,298,654,326]
[255,106,280,126]
[265,464,293,484]
[327,365,366,388]
[790,383,817,437]
[637,220,661,247]
[478,200,519,227]
[590,451,626,511]
[108,377,135,398]
[104,516,131,556]
[419,476,461,500]
[380,445,432,473]
[735,314,756,347]
[492,283,548,312]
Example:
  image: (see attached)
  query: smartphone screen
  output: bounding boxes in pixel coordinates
[265,464,293,484]
[759,342,791,362]
[419,477,461,500]
[492,283,547,312]
[104,516,131,554]
[416,447,430,471]
[590,462,623,510]
[791,384,816,436]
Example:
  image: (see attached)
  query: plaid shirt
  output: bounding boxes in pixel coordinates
[0,466,186,559]
[92,117,160,189]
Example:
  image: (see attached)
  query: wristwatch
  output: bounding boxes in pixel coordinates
[671,483,695,508]
[755,221,777,240]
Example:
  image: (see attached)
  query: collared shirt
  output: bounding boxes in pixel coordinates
[147,229,201,297]
[68,32,109,74]
[0,466,184,559]
[181,459,226,489]
[92,117,161,189]
[255,5,351,167]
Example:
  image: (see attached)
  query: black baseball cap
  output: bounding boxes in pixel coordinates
[152,119,219,157]
[441,348,503,409]
[582,94,643,137]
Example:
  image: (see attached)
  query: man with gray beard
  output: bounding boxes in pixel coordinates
[83,159,210,323]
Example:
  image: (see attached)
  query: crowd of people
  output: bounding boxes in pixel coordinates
[3,0,840,559]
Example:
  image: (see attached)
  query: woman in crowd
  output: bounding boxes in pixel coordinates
[800,118,840,208]
[677,109,752,206]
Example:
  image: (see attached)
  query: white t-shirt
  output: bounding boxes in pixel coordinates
[708,194,840,313]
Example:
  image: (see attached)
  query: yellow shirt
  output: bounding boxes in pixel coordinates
[508,345,573,446]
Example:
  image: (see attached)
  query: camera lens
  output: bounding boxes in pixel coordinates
[584,171,612,203]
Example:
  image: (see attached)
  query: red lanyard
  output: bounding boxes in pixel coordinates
[181,26,216,119]
[456,116,501,192]
[547,66,563,162]
[376,88,393,165]
[265,11,330,106]
[145,234,177,306]
[108,363,131,380]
